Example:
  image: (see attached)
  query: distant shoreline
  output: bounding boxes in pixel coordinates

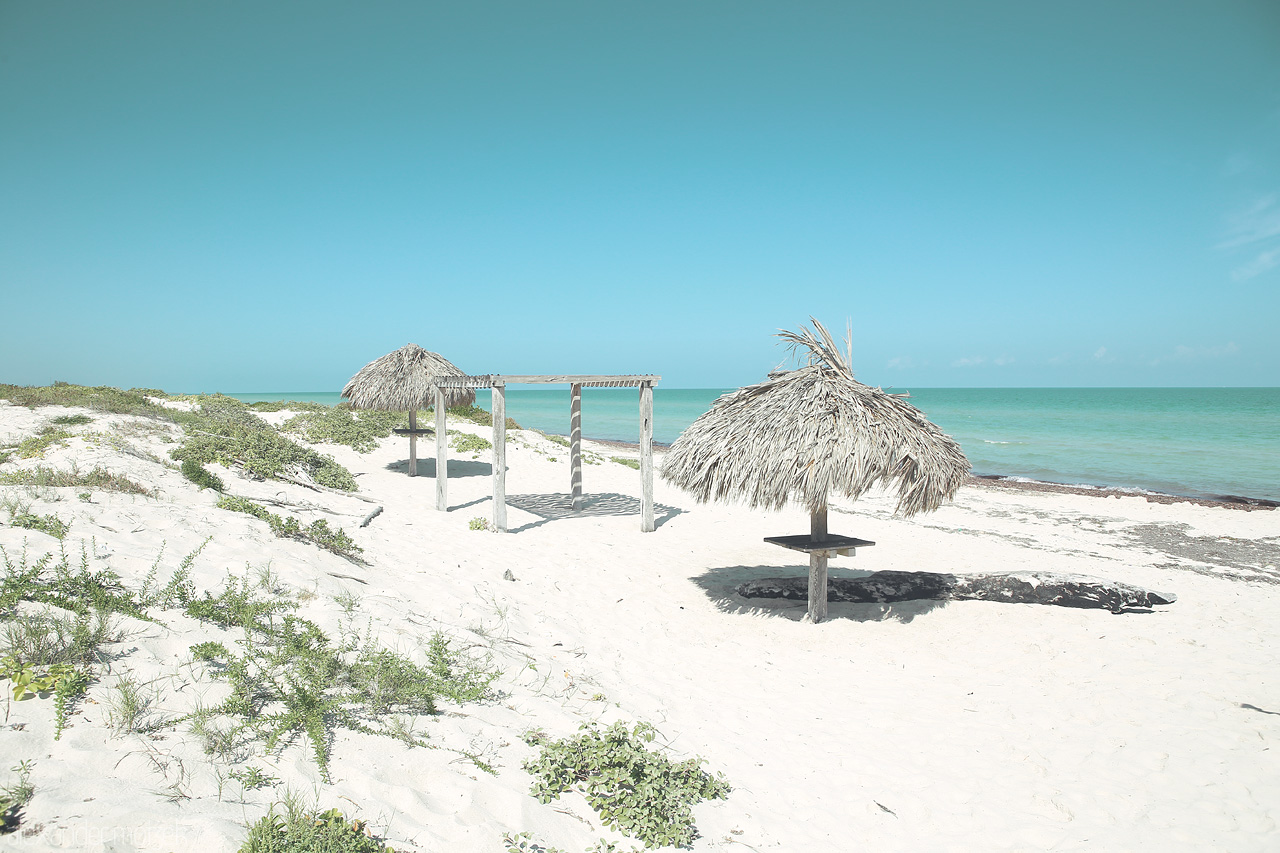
[577,433,1278,511]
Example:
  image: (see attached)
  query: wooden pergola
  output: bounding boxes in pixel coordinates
[405,374,660,533]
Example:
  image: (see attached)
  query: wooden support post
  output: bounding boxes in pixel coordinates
[435,386,447,511]
[639,381,654,533]
[807,506,829,623]
[492,381,507,532]
[408,409,418,477]
[570,382,583,512]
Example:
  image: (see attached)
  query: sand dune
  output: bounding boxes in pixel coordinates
[1,399,1277,851]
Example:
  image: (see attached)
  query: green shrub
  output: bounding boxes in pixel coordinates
[216,496,363,560]
[50,414,92,426]
[611,457,641,470]
[544,433,570,448]
[241,806,396,853]
[282,408,405,453]
[16,427,73,459]
[0,543,151,621]
[9,511,69,540]
[449,431,493,455]
[181,458,224,492]
[523,722,730,849]
[0,760,34,835]
[0,464,152,495]
[173,398,357,491]
[248,400,328,412]
[0,383,164,416]
[184,576,491,783]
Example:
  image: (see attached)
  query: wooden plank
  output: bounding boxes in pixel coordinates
[763,534,875,554]
[570,382,582,512]
[492,382,507,532]
[639,381,654,532]
[408,410,418,477]
[392,428,434,436]
[435,386,447,511]
[433,374,662,388]
[493,374,661,386]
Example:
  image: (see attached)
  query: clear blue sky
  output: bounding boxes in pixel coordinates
[2,1,1277,390]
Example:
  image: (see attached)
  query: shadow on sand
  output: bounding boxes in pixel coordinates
[384,459,492,478]
[505,492,682,533]
[689,564,949,624]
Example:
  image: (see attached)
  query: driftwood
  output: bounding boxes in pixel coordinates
[360,506,384,528]
[736,570,1176,614]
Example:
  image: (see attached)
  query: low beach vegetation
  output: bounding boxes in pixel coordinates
[449,430,493,456]
[248,400,328,413]
[523,722,731,849]
[0,761,35,835]
[50,414,93,426]
[16,426,74,459]
[240,800,397,853]
[0,382,166,416]
[8,509,70,540]
[215,495,363,560]
[180,458,225,492]
[0,463,154,496]
[447,403,523,432]
[181,572,496,783]
[280,407,405,453]
[172,395,358,492]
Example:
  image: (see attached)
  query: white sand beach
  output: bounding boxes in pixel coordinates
[1,399,1277,852]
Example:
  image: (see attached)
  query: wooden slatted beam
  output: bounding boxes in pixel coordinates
[435,386,447,511]
[570,382,583,512]
[492,381,507,532]
[640,380,654,532]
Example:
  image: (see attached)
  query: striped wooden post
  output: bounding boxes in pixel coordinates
[435,386,447,511]
[639,381,654,532]
[807,505,828,623]
[408,409,418,477]
[492,381,507,532]
[570,382,583,512]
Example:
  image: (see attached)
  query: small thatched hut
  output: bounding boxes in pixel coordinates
[661,319,970,622]
[341,343,475,412]
[342,343,475,482]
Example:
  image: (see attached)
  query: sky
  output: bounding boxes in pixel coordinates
[1,1,1278,391]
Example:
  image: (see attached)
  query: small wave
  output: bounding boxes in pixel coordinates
[981,439,1025,445]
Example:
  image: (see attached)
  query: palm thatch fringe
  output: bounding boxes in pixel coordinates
[341,344,476,411]
[661,319,970,517]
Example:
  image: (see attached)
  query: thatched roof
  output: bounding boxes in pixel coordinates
[341,344,476,411]
[661,320,970,517]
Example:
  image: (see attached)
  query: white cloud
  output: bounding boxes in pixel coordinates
[993,355,1014,366]
[1231,247,1280,281]
[886,356,918,369]
[1219,193,1280,280]
[951,356,985,368]
[1093,346,1107,359]
[1151,342,1240,366]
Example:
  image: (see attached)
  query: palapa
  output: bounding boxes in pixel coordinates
[341,343,475,486]
[661,319,970,622]
[341,343,475,412]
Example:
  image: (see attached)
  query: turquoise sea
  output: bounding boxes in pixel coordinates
[228,388,1280,502]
